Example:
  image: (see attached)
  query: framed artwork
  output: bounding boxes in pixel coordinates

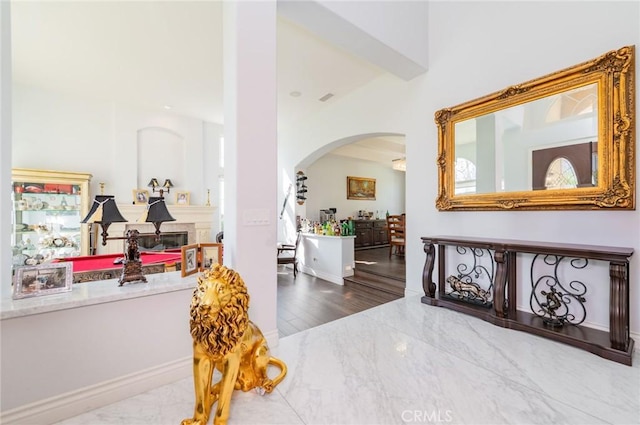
[13,263,73,299]
[181,244,199,277]
[199,243,223,271]
[133,189,150,205]
[176,191,190,205]
[347,176,376,200]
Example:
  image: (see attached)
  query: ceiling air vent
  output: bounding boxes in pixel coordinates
[318,93,334,102]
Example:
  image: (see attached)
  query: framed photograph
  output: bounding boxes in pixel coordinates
[133,189,149,205]
[13,263,73,299]
[176,191,190,205]
[347,176,376,200]
[199,243,223,271]
[181,243,199,277]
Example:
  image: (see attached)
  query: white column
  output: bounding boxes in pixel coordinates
[1,1,12,298]
[222,1,278,339]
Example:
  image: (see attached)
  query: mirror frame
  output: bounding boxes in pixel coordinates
[435,45,635,211]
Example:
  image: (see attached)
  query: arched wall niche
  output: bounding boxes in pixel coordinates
[137,127,185,191]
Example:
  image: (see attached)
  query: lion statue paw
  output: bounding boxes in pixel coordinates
[181,264,287,425]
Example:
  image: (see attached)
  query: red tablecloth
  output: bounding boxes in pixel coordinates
[53,252,181,273]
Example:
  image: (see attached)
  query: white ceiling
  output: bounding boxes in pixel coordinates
[10,1,405,167]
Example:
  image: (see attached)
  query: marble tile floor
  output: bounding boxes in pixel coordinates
[55,295,640,425]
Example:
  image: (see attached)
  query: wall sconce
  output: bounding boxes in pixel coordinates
[81,184,176,286]
[392,158,406,172]
[296,171,307,205]
[148,178,174,197]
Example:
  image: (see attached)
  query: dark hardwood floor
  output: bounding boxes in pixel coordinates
[277,246,405,337]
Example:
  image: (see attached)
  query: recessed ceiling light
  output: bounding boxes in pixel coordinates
[164,105,172,110]
[289,91,301,97]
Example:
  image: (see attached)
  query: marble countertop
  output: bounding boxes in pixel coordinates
[1,271,198,320]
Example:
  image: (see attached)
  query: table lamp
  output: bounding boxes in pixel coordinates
[81,189,176,286]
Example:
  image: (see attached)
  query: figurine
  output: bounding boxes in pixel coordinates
[446,275,490,303]
[181,265,287,425]
[125,229,140,261]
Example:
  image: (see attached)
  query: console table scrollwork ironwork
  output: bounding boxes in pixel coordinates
[421,236,634,365]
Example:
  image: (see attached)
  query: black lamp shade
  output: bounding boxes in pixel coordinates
[162,179,174,190]
[81,195,127,224]
[144,197,176,223]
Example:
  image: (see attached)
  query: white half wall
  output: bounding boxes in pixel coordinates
[0,284,194,419]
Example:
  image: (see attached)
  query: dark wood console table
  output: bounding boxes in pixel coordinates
[354,219,388,250]
[422,236,634,365]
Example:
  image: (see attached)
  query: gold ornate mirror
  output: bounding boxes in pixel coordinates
[435,45,635,211]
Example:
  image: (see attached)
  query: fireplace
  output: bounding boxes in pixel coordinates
[124,223,196,251]
[137,232,189,251]
[95,204,215,256]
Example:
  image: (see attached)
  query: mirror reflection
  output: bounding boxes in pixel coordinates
[436,45,635,211]
[454,83,598,195]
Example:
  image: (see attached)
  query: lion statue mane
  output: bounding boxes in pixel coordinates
[181,264,287,425]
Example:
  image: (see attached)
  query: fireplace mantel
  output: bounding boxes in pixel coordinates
[95,204,216,255]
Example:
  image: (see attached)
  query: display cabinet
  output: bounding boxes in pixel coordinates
[11,168,92,267]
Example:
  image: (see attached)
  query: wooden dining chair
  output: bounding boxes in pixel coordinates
[386,214,405,257]
[277,232,302,277]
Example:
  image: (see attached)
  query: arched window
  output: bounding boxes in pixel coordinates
[544,157,578,189]
[546,85,597,123]
[455,158,476,194]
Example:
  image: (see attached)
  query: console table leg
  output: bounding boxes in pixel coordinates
[493,250,508,318]
[422,242,436,301]
[609,262,630,351]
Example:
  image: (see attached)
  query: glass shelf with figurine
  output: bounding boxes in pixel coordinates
[11,168,92,264]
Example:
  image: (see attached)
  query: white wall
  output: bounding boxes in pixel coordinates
[319,0,429,71]
[305,153,405,222]
[415,1,639,331]
[277,74,411,242]
[278,0,428,81]
[12,83,223,212]
[279,1,640,334]
[1,0,13,299]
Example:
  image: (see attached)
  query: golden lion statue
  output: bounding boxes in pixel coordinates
[181,264,287,425]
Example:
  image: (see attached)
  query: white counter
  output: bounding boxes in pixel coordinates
[0,273,198,424]
[299,234,355,285]
[1,271,197,320]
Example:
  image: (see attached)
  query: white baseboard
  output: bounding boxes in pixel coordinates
[299,265,344,285]
[1,356,192,425]
[404,288,422,297]
[263,328,281,348]
[631,331,639,351]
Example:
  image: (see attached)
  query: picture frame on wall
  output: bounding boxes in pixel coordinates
[181,244,199,277]
[176,191,190,205]
[347,176,376,200]
[133,189,149,205]
[13,263,73,299]
[199,243,223,272]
